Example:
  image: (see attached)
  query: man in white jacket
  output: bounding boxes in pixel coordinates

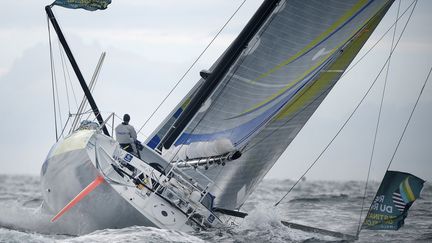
[115,114,138,155]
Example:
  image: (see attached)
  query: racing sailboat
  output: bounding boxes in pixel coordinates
[40,0,402,235]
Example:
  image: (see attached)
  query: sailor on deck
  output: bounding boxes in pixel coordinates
[115,114,138,155]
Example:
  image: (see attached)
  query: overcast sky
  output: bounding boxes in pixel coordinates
[0,0,431,182]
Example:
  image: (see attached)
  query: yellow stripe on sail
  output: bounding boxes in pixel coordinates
[238,0,371,116]
[242,50,336,114]
[240,1,382,115]
[253,0,369,82]
[274,3,387,120]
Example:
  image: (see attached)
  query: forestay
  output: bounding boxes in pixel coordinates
[147,0,394,209]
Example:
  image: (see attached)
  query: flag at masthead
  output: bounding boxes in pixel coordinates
[52,0,111,11]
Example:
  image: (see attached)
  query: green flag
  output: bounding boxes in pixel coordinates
[362,171,425,230]
[52,0,111,11]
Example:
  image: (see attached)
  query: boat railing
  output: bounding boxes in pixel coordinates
[107,133,215,219]
[171,158,214,185]
[104,141,217,227]
[153,178,215,228]
[144,164,215,220]
[168,165,213,196]
[110,146,206,199]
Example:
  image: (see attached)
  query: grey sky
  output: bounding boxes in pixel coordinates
[0,0,431,182]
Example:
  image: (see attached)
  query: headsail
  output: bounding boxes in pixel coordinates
[362,171,425,230]
[147,0,395,209]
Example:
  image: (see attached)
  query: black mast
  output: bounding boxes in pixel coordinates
[158,0,280,150]
[45,5,110,136]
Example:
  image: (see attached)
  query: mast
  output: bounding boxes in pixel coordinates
[158,0,280,150]
[45,5,110,136]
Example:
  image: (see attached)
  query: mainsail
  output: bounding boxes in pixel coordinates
[147,0,395,209]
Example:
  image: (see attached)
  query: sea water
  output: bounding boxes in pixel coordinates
[0,175,430,242]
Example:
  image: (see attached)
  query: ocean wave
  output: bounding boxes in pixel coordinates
[63,226,204,243]
[289,193,349,203]
[0,175,431,242]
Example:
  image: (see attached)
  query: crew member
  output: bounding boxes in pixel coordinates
[115,114,138,155]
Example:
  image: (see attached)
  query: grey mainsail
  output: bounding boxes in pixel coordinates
[147,0,394,209]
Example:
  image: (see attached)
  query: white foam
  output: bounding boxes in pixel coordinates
[0,201,95,236]
[239,204,282,230]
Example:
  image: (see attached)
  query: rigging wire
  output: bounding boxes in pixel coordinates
[385,67,432,171]
[47,16,59,141]
[354,64,432,237]
[273,0,418,207]
[51,32,64,134]
[137,0,247,134]
[58,39,72,115]
[54,72,64,133]
[59,116,72,138]
[59,42,79,109]
[71,55,104,132]
[356,0,402,236]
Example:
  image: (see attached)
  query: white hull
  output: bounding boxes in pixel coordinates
[40,129,220,234]
[40,130,156,234]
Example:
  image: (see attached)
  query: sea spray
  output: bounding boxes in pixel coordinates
[233,204,299,242]
[0,202,83,236]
